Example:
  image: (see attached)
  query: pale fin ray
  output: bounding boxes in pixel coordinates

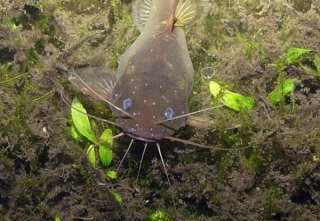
[175,0,209,27]
[69,67,133,117]
[133,0,153,32]
[69,67,117,101]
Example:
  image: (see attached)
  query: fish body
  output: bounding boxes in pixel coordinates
[70,0,209,142]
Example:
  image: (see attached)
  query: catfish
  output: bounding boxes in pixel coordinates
[69,0,212,179]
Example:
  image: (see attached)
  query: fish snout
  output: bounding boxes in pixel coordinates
[120,119,171,142]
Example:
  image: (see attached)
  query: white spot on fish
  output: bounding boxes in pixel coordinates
[131,78,134,82]
[144,100,147,103]
[160,85,163,89]
[145,83,148,87]
[152,102,156,105]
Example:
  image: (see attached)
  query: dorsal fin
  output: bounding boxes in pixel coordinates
[175,0,209,27]
[132,0,153,32]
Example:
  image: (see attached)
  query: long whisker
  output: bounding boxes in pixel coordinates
[136,143,148,180]
[156,143,171,186]
[59,89,121,127]
[164,136,251,151]
[71,69,134,118]
[113,132,124,139]
[156,143,176,210]
[117,139,134,172]
[156,105,224,124]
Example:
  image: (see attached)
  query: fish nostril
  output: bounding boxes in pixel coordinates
[164,107,175,119]
[123,98,132,110]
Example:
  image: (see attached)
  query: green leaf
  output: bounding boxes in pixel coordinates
[286,47,312,64]
[110,190,122,203]
[106,170,118,179]
[268,78,297,106]
[71,98,97,144]
[99,129,113,167]
[209,81,255,111]
[314,54,320,75]
[99,145,113,167]
[70,123,81,140]
[148,210,170,221]
[55,215,62,221]
[100,128,113,146]
[87,145,96,167]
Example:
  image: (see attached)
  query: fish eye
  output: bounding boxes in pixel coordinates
[123,98,132,110]
[164,107,174,119]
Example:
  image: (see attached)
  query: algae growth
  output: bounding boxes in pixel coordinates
[0,0,319,221]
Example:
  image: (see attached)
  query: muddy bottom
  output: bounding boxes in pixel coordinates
[0,0,320,221]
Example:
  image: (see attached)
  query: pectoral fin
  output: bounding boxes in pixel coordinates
[132,0,153,32]
[69,67,117,101]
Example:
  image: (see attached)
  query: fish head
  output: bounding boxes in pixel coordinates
[111,68,188,143]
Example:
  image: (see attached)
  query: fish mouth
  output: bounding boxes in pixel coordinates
[125,132,158,143]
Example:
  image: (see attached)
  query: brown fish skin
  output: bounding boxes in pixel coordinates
[111,0,194,142]
[69,0,208,142]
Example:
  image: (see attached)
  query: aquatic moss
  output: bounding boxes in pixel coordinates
[236,31,269,64]
[264,185,284,219]
[242,148,264,173]
[279,16,298,41]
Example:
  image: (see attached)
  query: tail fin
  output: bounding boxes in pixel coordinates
[133,0,210,32]
[175,0,210,27]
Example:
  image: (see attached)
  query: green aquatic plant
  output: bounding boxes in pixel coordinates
[71,98,122,203]
[268,78,297,106]
[286,47,313,64]
[268,47,318,106]
[285,47,320,76]
[70,98,115,172]
[236,30,269,63]
[209,81,255,111]
[109,190,123,203]
[242,148,264,173]
[71,98,97,143]
[279,16,297,41]
[54,215,62,221]
[105,170,118,179]
[148,210,170,221]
